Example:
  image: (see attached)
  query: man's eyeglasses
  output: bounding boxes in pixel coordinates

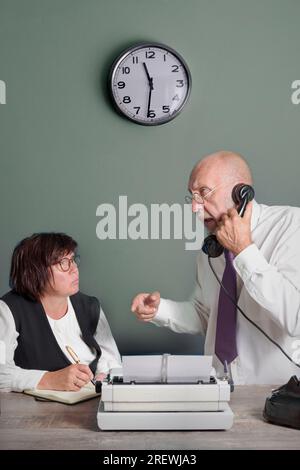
[56,254,80,272]
[185,185,220,205]
[185,180,234,205]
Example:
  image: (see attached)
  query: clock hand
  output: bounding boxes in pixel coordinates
[143,62,154,117]
[143,62,153,89]
[147,86,153,118]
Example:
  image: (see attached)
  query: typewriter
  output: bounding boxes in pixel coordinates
[97,355,234,431]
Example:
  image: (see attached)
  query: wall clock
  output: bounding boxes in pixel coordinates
[109,42,192,125]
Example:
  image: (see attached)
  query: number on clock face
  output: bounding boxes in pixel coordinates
[110,43,191,125]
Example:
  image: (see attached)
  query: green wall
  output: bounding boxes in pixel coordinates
[1,0,299,355]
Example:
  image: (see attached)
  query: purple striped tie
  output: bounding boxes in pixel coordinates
[215,249,238,365]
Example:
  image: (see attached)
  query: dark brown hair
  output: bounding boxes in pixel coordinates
[9,232,78,301]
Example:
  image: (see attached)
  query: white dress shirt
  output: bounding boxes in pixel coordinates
[0,297,122,392]
[151,200,300,384]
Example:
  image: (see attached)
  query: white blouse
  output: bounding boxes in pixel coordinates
[46,298,98,367]
[0,297,122,392]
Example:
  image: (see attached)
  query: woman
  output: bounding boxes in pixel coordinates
[0,232,122,392]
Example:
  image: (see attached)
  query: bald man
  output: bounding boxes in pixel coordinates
[131,151,300,384]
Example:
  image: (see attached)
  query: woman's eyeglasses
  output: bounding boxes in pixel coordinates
[55,254,80,272]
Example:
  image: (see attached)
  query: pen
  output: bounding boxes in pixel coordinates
[65,345,96,386]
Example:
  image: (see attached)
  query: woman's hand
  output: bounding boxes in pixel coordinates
[37,364,94,391]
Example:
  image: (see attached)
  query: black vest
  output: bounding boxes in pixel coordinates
[1,290,102,374]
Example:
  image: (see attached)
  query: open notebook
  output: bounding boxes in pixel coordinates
[24,382,101,405]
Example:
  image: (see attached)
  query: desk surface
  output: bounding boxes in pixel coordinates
[0,385,299,450]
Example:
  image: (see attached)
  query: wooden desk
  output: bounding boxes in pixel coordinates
[0,385,299,450]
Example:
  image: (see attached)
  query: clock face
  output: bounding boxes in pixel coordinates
[110,43,192,125]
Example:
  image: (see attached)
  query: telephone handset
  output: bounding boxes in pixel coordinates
[201,184,255,258]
